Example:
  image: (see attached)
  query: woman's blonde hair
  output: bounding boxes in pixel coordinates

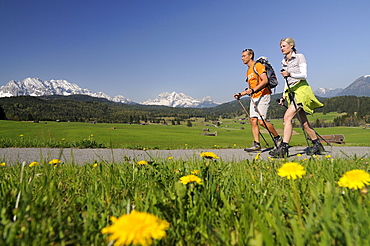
[280,37,297,52]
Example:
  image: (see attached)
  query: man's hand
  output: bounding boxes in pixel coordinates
[233,93,242,99]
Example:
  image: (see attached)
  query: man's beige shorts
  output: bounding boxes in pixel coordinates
[249,94,270,119]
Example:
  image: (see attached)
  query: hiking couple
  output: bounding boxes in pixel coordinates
[233,37,324,158]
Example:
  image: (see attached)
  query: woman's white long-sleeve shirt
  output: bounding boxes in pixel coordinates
[281,52,307,92]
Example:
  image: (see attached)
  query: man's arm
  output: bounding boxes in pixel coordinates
[253,72,268,92]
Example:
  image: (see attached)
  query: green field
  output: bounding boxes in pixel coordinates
[1,113,370,245]
[0,113,369,149]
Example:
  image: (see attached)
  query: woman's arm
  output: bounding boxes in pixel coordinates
[290,54,307,79]
[290,63,307,79]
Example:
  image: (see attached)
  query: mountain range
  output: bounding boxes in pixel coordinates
[313,75,370,98]
[0,76,369,108]
[140,92,219,108]
[0,78,220,108]
[0,78,133,104]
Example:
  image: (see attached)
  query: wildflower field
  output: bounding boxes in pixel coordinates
[1,153,370,245]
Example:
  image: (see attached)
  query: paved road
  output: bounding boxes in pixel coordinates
[1,146,369,164]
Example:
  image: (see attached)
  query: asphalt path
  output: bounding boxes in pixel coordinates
[1,146,369,165]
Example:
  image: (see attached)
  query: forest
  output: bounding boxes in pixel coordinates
[0,94,369,126]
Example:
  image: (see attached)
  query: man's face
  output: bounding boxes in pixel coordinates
[241,51,251,64]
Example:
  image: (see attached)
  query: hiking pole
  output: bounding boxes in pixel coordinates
[281,70,311,148]
[237,98,270,147]
[249,96,278,148]
[276,98,332,147]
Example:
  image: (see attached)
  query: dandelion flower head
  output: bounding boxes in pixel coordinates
[338,169,370,190]
[29,162,39,167]
[200,152,219,159]
[0,162,6,166]
[49,159,61,165]
[101,210,170,246]
[180,175,203,185]
[191,170,200,175]
[278,162,306,180]
[137,160,148,165]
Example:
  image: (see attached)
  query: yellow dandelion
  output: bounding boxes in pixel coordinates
[93,163,98,167]
[137,160,148,165]
[167,157,173,160]
[254,152,261,160]
[180,175,203,185]
[325,155,332,158]
[200,152,219,159]
[62,138,66,141]
[101,210,170,246]
[29,162,39,167]
[338,169,370,190]
[49,159,61,165]
[278,162,306,180]
[296,154,302,157]
[0,162,6,166]
[20,134,24,137]
[191,170,200,175]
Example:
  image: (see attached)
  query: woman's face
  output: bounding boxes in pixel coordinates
[280,41,293,55]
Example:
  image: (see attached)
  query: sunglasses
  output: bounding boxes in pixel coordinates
[242,48,252,52]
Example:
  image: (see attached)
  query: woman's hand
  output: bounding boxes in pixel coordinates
[278,97,285,105]
[280,70,290,78]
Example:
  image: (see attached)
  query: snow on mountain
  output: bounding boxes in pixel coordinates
[314,87,344,98]
[336,75,370,97]
[0,78,220,107]
[0,78,132,104]
[141,92,220,108]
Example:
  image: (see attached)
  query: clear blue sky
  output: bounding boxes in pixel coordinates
[1,0,369,103]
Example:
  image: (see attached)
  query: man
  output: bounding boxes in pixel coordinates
[234,48,282,152]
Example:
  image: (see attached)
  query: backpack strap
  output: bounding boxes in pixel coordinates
[252,62,271,94]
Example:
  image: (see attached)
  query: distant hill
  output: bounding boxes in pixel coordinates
[336,75,370,97]
[314,75,370,98]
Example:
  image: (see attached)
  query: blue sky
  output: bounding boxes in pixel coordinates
[1,0,369,103]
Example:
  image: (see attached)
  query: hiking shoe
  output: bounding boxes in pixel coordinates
[244,141,261,152]
[273,136,283,149]
[309,140,325,155]
[269,142,289,158]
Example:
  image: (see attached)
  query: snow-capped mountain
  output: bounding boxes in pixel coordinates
[0,78,132,104]
[314,87,344,98]
[141,92,220,108]
[0,78,220,107]
[336,75,370,97]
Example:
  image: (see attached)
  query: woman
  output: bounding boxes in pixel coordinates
[269,37,324,157]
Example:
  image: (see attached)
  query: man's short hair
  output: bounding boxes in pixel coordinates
[242,48,254,60]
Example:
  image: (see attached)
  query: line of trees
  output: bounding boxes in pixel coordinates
[0,95,369,126]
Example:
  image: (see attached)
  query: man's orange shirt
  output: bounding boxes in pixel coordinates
[246,62,271,98]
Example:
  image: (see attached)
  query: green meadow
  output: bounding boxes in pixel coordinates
[1,113,370,245]
[0,112,369,149]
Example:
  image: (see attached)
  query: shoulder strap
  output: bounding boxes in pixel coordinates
[253,62,259,76]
